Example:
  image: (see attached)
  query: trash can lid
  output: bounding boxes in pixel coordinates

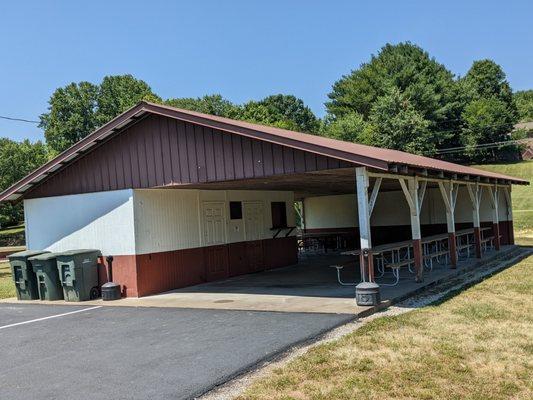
[356,281,380,289]
[28,252,61,261]
[57,249,101,256]
[7,250,50,260]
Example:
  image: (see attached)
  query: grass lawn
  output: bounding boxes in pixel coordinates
[239,163,532,400]
[0,223,25,248]
[239,255,533,400]
[0,261,16,299]
[0,223,25,236]
[475,161,532,239]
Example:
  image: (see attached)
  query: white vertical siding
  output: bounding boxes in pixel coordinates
[133,189,201,254]
[304,185,512,230]
[133,189,295,254]
[24,189,136,254]
[304,194,358,229]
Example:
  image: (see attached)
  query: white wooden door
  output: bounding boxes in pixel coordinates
[243,201,264,241]
[202,202,226,246]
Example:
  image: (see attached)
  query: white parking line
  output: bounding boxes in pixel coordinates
[0,306,103,330]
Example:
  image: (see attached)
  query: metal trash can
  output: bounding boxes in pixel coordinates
[7,250,50,300]
[56,249,101,302]
[355,282,381,306]
[29,253,64,301]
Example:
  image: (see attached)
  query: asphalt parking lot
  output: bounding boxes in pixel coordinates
[0,303,353,400]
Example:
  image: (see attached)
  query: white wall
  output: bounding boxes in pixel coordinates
[24,188,295,256]
[24,184,509,256]
[304,186,511,230]
[133,189,201,254]
[304,194,358,229]
[24,189,136,254]
[133,189,295,254]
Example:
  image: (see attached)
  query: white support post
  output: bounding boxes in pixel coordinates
[368,177,382,216]
[467,183,482,258]
[503,186,513,221]
[487,186,501,250]
[503,185,514,245]
[418,180,427,210]
[399,177,424,282]
[487,186,499,223]
[439,181,458,267]
[356,167,375,283]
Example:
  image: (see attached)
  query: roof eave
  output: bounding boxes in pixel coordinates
[0,103,149,203]
[0,101,529,202]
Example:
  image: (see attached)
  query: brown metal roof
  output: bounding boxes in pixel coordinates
[0,101,528,202]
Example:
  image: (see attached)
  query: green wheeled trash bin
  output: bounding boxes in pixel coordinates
[56,249,101,302]
[29,253,64,301]
[7,250,50,300]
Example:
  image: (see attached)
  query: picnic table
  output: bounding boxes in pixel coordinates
[335,225,499,287]
[455,227,494,258]
[421,233,449,269]
[340,233,454,286]
[298,231,351,253]
[480,226,497,252]
[342,240,414,286]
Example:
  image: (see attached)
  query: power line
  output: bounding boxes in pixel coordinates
[435,138,530,155]
[0,115,40,124]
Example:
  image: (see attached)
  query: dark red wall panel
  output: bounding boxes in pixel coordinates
[26,114,352,199]
[263,236,298,269]
[104,237,298,297]
[98,255,139,297]
[136,247,206,297]
[204,245,230,282]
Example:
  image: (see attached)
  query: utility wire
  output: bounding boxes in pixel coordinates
[435,138,530,155]
[0,115,40,124]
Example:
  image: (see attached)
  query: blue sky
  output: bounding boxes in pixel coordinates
[1,0,532,142]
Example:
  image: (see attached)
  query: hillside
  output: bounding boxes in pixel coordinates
[475,161,532,244]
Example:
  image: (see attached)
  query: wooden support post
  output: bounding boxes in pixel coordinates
[356,167,374,282]
[487,186,501,250]
[467,183,482,258]
[439,181,459,267]
[400,177,425,282]
[301,199,307,233]
[503,186,514,245]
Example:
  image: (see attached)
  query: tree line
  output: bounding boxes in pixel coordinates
[1,42,532,226]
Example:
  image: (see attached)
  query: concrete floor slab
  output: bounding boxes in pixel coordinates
[1,245,519,315]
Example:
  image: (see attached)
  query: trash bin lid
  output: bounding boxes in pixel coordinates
[57,249,101,257]
[28,252,61,261]
[356,282,380,289]
[7,250,50,260]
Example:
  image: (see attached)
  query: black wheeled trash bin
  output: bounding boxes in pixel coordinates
[56,249,102,302]
[29,253,64,301]
[7,250,50,300]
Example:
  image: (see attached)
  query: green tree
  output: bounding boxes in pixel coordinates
[0,139,49,226]
[39,82,98,154]
[457,60,520,162]
[320,113,372,144]
[462,60,515,107]
[40,75,160,154]
[461,98,515,162]
[96,75,161,125]
[368,88,434,155]
[165,94,241,118]
[514,90,533,122]
[325,42,462,152]
[241,94,320,133]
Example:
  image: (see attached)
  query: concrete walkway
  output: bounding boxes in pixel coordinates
[2,245,520,315]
